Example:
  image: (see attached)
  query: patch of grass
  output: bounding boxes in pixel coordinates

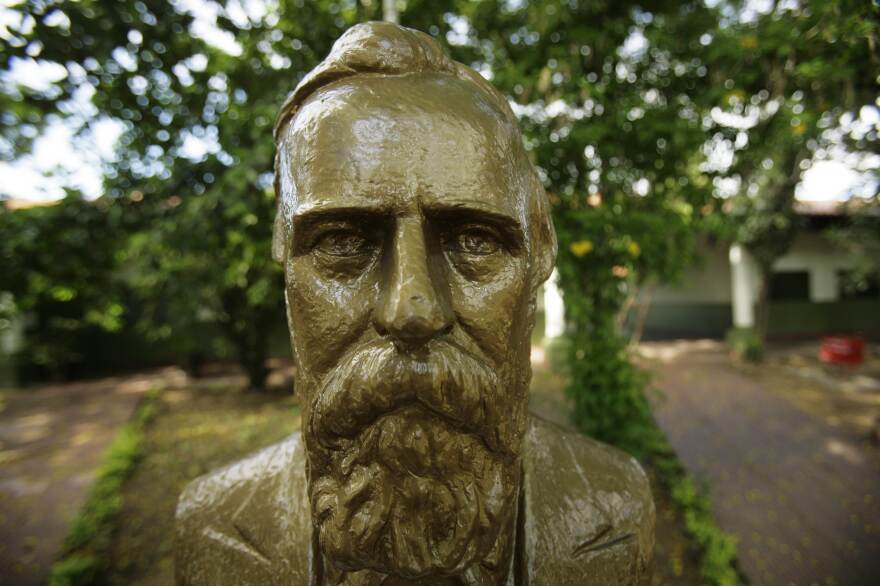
[644,426,746,586]
[47,388,160,586]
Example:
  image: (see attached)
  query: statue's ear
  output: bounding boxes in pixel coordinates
[531,182,558,290]
[272,211,287,263]
[272,143,290,264]
[533,217,557,288]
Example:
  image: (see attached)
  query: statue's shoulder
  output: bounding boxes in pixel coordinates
[175,432,312,585]
[522,415,655,585]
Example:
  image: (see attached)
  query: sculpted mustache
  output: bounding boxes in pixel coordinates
[309,339,504,453]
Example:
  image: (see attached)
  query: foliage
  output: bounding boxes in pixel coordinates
[2,2,760,580]
[709,0,879,339]
[827,195,880,295]
[554,198,705,450]
[725,326,763,363]
[1,1,349,387]
[0,195,132,380]
[0,0,727,389]
[647,428,745,586]
[119,183,283,388]
[450,0,720,448]
[47,388,159,586]
[2,0,735,387]
[554,201,685,451]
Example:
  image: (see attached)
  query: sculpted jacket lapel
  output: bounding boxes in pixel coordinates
[228,435,313,582]
[520,417,654,585]
[176,435,312,585]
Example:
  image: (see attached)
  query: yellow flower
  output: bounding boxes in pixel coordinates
[570,240,594,257]
[792,123,807,136]
[725,90,746,106]
[739,35,758,50]
[628,241,641,257]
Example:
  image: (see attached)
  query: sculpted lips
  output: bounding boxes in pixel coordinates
[309,338,511,456]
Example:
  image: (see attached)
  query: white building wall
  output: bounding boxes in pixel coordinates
[652,233,853,308]
[544,269,566,338]
[650,240,733,304]
[538,231,855,338]
[772,232,853,303]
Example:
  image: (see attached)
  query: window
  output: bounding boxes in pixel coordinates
[769,271,810,301]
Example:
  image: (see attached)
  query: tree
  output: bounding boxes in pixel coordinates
[6,0,872,396]
[2,1,396,388]
[1,0,496,388]
[0,194,130,380]
[440,0,722,449]
[706,0,879,343]
[828,194,880,296]
[2,0,721,396]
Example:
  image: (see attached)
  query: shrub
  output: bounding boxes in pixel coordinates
[725,327,763,363]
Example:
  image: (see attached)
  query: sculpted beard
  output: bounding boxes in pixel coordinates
[304,339,526,579]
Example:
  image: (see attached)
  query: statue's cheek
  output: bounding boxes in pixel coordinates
[286,256,378,373]
[444,256,530,365]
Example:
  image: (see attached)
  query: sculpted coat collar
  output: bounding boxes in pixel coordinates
[175,415,654,585]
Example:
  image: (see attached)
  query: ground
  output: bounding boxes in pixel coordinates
[21,341,872,586]
[639,340,880,586]
[760,341,880,439]
[1,352,706,585]
[0,370,174,586]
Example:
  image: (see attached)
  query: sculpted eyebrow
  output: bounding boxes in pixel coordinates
[290,207,392,252]
[425,205,525,250]
[292,206,393,232]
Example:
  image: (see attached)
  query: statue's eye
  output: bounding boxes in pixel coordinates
[450,226,502,256]
[313,229,373,257]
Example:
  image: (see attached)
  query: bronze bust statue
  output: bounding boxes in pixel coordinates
[176,21,654,585]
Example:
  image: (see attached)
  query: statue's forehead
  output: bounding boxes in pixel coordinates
[294,73,510,135]
[282,74,528,221]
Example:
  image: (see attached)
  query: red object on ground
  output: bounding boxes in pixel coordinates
[819,336,865,365]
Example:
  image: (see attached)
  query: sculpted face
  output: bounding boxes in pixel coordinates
[277,73,541,581]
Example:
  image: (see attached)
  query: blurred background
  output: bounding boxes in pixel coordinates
[0,1,877,585]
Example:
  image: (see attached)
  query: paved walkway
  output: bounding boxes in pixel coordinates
[0,370,183,585]
[641,340,880,586]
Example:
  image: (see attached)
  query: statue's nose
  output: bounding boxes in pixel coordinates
[374,218,454,348]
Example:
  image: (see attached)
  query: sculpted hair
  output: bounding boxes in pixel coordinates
[272,21,556,289]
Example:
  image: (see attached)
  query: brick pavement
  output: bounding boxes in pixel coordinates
[641,340,880,586]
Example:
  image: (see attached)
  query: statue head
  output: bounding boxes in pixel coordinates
[272,21,556,582]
